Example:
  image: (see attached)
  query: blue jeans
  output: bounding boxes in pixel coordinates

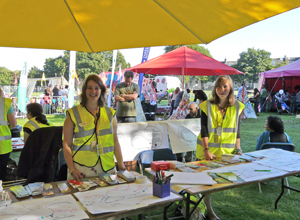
[254,102,259,114]
[260,97,266,112]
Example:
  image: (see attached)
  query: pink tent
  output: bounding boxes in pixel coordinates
[258,59,300,93]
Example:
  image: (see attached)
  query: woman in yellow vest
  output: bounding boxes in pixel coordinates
[0,87,17,181]
[23,103,53,143]
[196,75,244,220]
[63,74,125,181]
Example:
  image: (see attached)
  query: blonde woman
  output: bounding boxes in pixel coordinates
[196,75,244,220]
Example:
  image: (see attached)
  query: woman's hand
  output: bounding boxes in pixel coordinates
[117,162,126,171]
[234,148,243,155]
[70,169,84,181]
[204,150,216,160]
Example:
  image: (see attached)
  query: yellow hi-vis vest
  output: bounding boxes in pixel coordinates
[0,97,12,155]
[67,105,115,172]
[196,100,244,159]
[23,117,53,133]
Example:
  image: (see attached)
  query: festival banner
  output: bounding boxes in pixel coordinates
[138,47,151,94]
[13,72,18,85]
[239,87,257,119]
[17,62,28,113]
[107,50,117,107]
[68,51,76,108]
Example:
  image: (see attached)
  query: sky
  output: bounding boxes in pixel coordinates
[0,7,299,71]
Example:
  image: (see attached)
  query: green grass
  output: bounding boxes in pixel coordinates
[10,112,300,220]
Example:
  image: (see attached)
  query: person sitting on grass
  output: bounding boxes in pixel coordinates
[255,116,292,150]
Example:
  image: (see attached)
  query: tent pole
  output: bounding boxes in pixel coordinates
[182,67,184,90]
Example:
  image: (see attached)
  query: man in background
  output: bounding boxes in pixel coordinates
[60,85,69,111]
[185,102,201,119]
[260,85,267,112]
[114,71,140,123]
[237,83,245,99]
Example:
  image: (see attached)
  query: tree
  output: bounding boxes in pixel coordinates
[43,50,131,82]
[164,44,214,86]
[164,44,212,57]
[0,67,16,85]
[233,48,273,83]
[43,55,68,79]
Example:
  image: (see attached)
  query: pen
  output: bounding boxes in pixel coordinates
[254,170,271,172]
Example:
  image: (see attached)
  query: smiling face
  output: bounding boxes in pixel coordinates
[216,80,231,100]
[86,80,101,103]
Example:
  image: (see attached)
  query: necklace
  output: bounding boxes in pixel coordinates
[218,104,226,110]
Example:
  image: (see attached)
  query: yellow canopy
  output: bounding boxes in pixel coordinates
[1,0,299,52]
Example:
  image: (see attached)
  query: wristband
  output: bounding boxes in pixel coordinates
[203,148,209,152]
[70,168,75,175]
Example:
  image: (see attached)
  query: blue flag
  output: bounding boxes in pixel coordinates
[139,47,151,94]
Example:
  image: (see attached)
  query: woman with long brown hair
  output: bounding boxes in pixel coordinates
[63,74,125,181]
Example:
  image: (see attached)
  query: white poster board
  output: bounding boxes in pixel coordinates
[117,121,169,161]
[166,119,200,153]
[74,183,181,215]
[0,194,88,220]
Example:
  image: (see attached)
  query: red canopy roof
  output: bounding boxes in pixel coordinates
[128,46,243,76]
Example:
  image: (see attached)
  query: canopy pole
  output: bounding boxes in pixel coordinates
[182,67,184,90]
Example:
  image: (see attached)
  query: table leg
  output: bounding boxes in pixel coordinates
[186,193,190,220]
[275,177,300,209]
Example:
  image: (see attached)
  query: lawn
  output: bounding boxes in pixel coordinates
[10,112,300,220]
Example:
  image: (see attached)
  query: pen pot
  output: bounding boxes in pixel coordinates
[153,182,170,198]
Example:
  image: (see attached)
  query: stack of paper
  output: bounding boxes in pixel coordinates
[221,154,240,163]
[10,185,30,198]
[166,160,186,169]
[28,182,44,196]
[240,154,256,162]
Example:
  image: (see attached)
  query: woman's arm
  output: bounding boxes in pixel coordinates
[63,114,83,180]
[7,112,17,129]
[24,132,30,144]
[112,116,125,170]
[201,111,216,160]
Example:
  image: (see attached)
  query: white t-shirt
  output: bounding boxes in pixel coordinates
[61,88,68,97]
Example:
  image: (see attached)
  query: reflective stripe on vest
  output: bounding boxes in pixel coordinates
[27,120,40,129]
[0,135,11,141]
[72,106,114,148]
[0,97,12,154]
[204,101,239,149]
[0,97,8,125]
[69,105,115,170]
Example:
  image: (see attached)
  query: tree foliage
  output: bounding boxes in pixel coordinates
[0,67,20,86]
[232,48,273,83]
[164,44,214,85]
[41,51,130,82]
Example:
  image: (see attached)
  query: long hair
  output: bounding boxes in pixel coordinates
[175,87,180,94]
[254,88,259,94]
[80,74,106,107]
[26,103,49,125]
[267,116,284,133]
[210,75,235,106]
